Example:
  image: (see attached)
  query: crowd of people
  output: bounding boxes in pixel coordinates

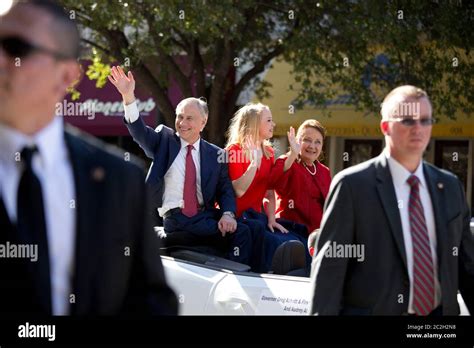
[1,0,472,317]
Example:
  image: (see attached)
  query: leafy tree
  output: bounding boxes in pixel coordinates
[286,0,473,120]
[60,0,473,146]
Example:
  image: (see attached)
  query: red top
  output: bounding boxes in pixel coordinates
[271,156,331,234]
[227,144,274,217]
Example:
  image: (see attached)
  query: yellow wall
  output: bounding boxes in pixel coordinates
[256,59,473,138]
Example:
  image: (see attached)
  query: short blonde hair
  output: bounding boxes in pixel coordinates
[381,85,431,120]
[226,103,272,159]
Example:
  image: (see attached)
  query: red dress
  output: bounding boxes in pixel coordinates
[226,144,274,217]
[271,156,331,234]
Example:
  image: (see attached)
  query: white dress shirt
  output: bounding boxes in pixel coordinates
[124,101,204,217]
[159,138,204,216]
[0,117,76,315]
[385,151,441,313]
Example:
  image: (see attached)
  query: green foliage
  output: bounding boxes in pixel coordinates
[285,0,473,119]
[86,53,111,88]
[66,86,81,101]
[59,0,472,134]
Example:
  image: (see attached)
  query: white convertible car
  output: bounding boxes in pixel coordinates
[161,250,313,315]
[160,222,474,315]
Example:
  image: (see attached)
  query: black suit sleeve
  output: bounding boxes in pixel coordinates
[123,166,178,315]
[457,178,474,314]
[310,176,355,315]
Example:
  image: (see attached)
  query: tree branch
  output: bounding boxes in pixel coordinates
[207,38,234,138]
[169,28,190,52]
[234,44,284,102]
[103,29,175,125]
[145,16,193,97]
[193,39,207,97]
[81,38,110,55]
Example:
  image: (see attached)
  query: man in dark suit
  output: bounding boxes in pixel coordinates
[310,85,474,315]
[0,0,177,315]
[108,67,264,271]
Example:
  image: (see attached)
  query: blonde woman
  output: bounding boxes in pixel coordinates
[225,103,308,272]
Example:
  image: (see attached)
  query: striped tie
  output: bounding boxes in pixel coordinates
[407,175,435,316]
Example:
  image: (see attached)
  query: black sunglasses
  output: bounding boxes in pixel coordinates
[0,36,73,60]
[389,118,436,127]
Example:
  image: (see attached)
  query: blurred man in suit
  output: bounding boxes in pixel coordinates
[311,85,474,315]
[0,0,177,315]
[108,66,264,272]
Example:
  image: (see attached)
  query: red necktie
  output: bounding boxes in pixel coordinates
[407,175,435,316]
[182,144,198,217]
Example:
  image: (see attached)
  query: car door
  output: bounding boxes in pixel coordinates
[161,256,228,315]
[207,273,313,315]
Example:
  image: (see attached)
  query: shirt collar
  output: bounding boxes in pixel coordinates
[0,116,66,169]
[180,137,200,152]
[385,150,426,189]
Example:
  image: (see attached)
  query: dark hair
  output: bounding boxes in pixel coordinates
[20,0,81,59]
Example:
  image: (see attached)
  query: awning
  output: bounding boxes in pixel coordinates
[61,61,158,136]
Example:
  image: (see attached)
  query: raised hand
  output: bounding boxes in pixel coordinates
[108,66,136,104]
[287,126,301,157]
[245,136,262,168]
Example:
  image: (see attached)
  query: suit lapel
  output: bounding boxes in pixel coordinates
[375,154,408,273]
[423,163,448,273]
[168,133,181,171]
[0,196,12,237]
[64,130,104,314]
[199,139,211,204]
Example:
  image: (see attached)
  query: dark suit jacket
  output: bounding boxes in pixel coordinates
[310,153,474,315]
[125,117,236,224]
[0,126,178,315]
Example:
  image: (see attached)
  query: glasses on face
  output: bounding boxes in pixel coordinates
[0,36,73,60]
[388,117,435,127]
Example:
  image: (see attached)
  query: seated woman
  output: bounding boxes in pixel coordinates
[271,119,331,234]
[225,103,308,272]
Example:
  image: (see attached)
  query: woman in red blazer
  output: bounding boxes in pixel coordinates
[271,119,331,234]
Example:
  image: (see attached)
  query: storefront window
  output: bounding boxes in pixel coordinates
[343,139,383,169]
[435,140,469,195]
